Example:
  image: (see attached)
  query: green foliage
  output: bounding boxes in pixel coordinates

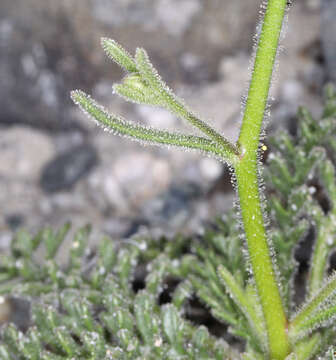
[1,89,336,359]
[73,1,291,357]
[71,39,239,166]
[266,86,336,310]
[0,225,239,359]
[1,0,336,359]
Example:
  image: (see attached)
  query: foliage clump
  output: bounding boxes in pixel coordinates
[1,88,336,359]
[2,0,336,358]
[0,224,238,359]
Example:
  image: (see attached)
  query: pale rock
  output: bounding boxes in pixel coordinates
[154,0,202,36]
[137,105,178,129]
[95,152,171,211]
[199,158,223,182]
[0,127,54,180]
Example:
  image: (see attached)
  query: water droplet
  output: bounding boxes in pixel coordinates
[127,343,135,352]
[154,336,162,347]
[308,186,316,195]
[138,241,147,251]
[172,259,180,268]
[72,241,80,249]
[15,260,23,269]
[326,237,334,246]
[291,204,297,211]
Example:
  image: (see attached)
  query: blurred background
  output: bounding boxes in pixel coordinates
[0,0,335,250]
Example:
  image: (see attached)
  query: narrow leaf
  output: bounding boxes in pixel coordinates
[101,38,137,73]
[320,159,336,208]
[135,48,239,156]
[218,265,267,353]
[291,304,336,342]
[161,304,185,351]
[71,90,236,163]
[290,272,336,341]
[45,223,71,260]
[135,48,170,98]
[113,74,163,106]
[292,333,322,360]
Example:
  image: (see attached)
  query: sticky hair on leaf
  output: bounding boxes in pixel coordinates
[289,271,336,342]
[101,38,138,73]
[135,48,170,98]
[73,39,240,163]
[70,90,235,163]
[113,74,163,106]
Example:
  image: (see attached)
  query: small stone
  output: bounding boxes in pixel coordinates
[99,153,171,210]
[321,0,336,84]
[137,105,177,129]
[280,80,303,104]
[142,182,201,230]
[5,213,24,230]
[40,144,98,193]
[0,127,54,180]
[155,0,202,36]
[0,232,12,251]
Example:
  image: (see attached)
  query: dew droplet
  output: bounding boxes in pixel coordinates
[127,343,135,352]
[308,186,316,195]
[72,241,80,249]
[154,336,162,347]
[326,237,334,246]
[138,241,147,251]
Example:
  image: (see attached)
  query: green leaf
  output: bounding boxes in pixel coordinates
[134,48,239,156]
[113,73,164,106]
[71,90,236,163]
[218,265,267,352]
[289,272,336,342]
[45,223,71,260]
[162,304,185,353]
[101,38,138,73]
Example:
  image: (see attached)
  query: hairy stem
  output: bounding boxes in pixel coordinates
[234,0,290,358]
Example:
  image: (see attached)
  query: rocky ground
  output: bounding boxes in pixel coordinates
[0,0,334,250]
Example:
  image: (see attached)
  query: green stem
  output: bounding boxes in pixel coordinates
[165,99,240,157]
[234,0,290,358]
